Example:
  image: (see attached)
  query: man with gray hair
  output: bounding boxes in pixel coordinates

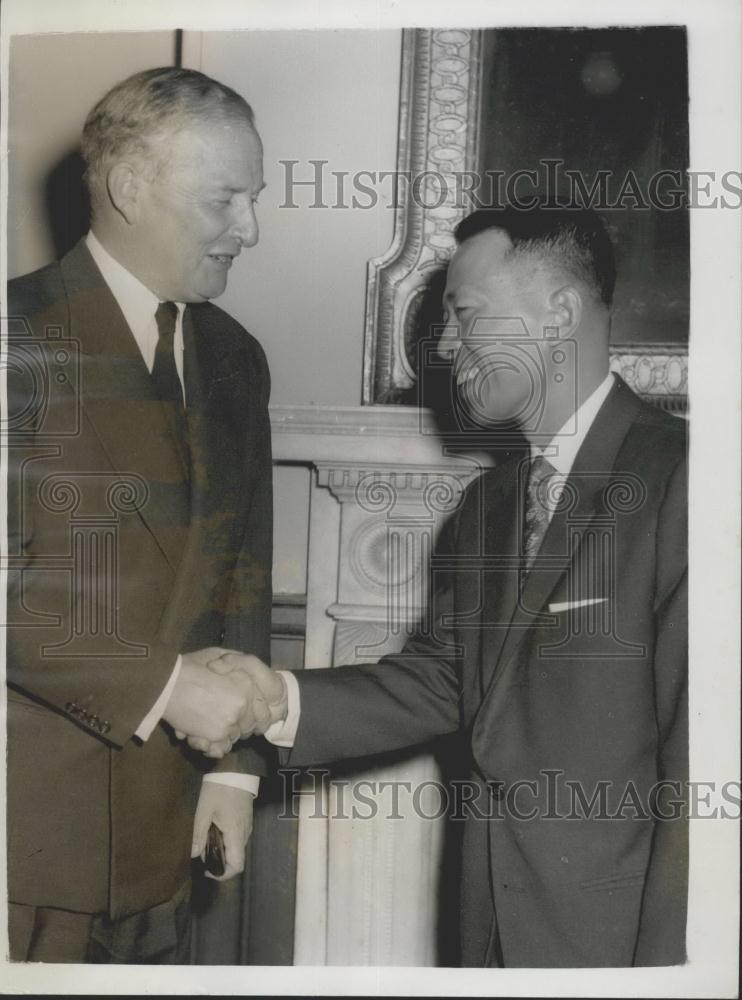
[6,67,272,962]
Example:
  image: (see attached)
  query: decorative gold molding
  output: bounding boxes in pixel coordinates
[363,28,484,403]
[363,28,689,414]
[609,345,688,414]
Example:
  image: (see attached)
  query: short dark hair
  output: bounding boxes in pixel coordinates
[454,201,616,307]
[81,67,255,203]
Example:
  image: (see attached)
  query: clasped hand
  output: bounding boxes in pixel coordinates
[162,647,287,759]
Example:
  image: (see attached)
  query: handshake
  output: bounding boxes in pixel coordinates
[162,648,288,758]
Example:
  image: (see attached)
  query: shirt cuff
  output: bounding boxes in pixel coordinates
[135,654,182,741]
[203,772,260,796]
[264,670,300,748]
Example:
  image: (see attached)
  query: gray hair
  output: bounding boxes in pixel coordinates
[81,66,255,205]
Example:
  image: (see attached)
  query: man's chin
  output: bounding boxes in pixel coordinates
[457,383,521,428]
[189,282,227,303]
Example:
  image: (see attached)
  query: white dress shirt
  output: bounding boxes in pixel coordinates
[87,230,186,400]
[530,371,615,519]
[265,371,617,749]
[86,232,258,795]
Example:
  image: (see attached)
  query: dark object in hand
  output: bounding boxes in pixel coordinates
[205,823,226,877]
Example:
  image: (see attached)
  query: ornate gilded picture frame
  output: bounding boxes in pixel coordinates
[363,28,689,413]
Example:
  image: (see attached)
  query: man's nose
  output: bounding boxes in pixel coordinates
[232,197,259,248]
[437,318,461,361]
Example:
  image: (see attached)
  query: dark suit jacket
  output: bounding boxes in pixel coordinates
[287,377,687,967]
[6,239,273,918]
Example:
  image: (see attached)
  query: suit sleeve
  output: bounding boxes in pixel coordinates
[212,333,275,779]
[5,336,180,749]
[634,455,689,965]
[286,504,465,768]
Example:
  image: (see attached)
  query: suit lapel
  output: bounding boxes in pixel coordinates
[183,303,251,532]
[476,377,643,709]
[60,240,190,573]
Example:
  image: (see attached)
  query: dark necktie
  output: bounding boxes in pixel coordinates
[522,454,557,574]
[152,301,189,469]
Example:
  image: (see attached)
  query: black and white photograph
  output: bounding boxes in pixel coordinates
[0,0,739,995]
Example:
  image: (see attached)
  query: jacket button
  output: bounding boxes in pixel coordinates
[218,630,226,645]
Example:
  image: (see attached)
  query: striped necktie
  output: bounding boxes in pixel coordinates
[523,454,557,574]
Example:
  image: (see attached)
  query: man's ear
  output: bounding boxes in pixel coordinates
[106,161,142,225]
[547,285,582,338]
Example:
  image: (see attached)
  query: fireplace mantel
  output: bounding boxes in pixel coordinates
[271,403,484,966]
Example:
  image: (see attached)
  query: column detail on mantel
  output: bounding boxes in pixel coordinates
[272,405,490,967]
[302,460,473,967]
[318,462,470,665]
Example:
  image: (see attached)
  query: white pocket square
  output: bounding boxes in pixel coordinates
[548,597,608,613]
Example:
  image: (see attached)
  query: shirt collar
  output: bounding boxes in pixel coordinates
[85,230,184,343]
[532,372,615,476]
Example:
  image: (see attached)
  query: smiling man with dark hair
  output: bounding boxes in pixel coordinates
[215,201,688,968]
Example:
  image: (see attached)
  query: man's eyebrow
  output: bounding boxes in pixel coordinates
[217,181,267,194]
[443,287,475,304]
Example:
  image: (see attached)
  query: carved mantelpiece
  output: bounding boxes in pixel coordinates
[318,461,469,661]
[272,405,485,966]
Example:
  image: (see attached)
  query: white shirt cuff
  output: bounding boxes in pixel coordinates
[264,670,300,748]
[135,654,182,741]
[203,772,260,796]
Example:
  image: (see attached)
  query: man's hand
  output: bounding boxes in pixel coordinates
[181,653,289,757]
[191,781,254,882]
[211,653,289,734]
[162,647,262,754]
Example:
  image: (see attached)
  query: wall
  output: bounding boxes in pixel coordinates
[7,31,176,277]
[187,29,401,409]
